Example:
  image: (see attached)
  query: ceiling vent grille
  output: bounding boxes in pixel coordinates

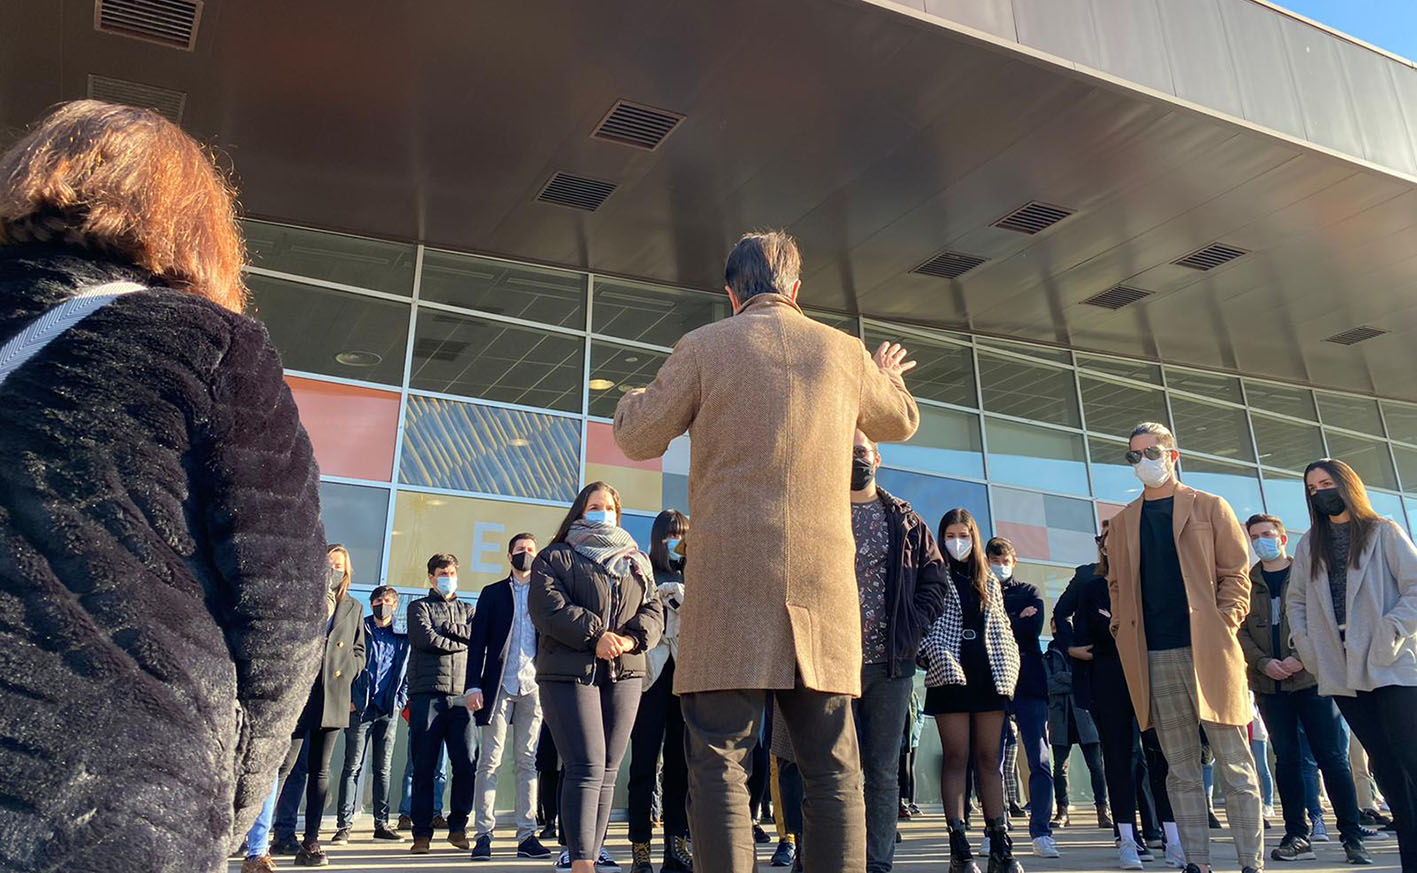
[1082,286,1151,310]
[413,338,470,362]
[993,201,1074,235]
[1172,242,1248,271]
[87,74,187,123]
[911,251,987,280]
[94,0,202,51]
[1324,326,1386,346]
[536,172,617,211]
[592,100,684,151]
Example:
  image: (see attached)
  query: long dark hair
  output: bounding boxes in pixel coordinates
[551,481,623,545]
[649,510,688,574]
[939,508,990,605]
[1303,458,1381,573]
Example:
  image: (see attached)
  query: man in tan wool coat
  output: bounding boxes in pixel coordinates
[614,231,920,873]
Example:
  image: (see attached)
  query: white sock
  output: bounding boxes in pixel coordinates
[1118,823,1137,847]
[1164,822,1181,846]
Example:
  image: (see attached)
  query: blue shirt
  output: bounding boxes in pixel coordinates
[503,579,539,697]
[365,620,401,716]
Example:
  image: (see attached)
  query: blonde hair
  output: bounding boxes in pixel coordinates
[327,544,353,601]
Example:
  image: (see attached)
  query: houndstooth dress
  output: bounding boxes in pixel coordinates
[919,569,1021,714]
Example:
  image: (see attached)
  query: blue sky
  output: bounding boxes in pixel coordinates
[1276,0,1417,61]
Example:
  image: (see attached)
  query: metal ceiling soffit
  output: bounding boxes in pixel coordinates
[592,100,685,151]
[94,0,203,51]
[536,173,617,212]
[86,74,187,124]
[911,251,988,280]
[1172,242,1249,271]
[1081,286,1151,310]
[992,201,1075,235]
[1323,326,1387,346]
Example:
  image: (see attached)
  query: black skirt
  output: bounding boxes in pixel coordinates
[924,629,1009,715]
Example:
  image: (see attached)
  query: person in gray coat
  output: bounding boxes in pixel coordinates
[1043,631,1108,829]
[1287,458,1417,871]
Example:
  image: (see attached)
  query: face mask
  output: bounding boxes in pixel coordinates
[511,552,533,573]
[1253,536,1283,562]
[372,603,393,622]
[435,576,457,598]
[850,458,876,491]
[945,537,972,562]
[990,562,1013,581]
[584,509,615,526]
[327,567,344,592]
[1133,455,1172,489]
[1312,488,1346,518]
[666,538,682,557]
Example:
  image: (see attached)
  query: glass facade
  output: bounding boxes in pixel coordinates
[246,220,1417,618]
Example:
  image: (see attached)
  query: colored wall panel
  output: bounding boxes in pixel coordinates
[586,462,663,514]
[996,521,1050,561]
[586,421,663,472]
[286,375,399,481]
[387,491,568,596]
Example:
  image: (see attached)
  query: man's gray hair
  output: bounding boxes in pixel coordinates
[724,230,802,301]
[1130,421,1176,449]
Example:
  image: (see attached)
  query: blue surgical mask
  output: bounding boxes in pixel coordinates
[435,576,457,597]
[584,509,615,526]
[1254,537,1283,562]
[666,538,682,555]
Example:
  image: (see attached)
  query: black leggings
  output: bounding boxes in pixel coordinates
[540,679,641,862]
[1093,681,1172,836]
[279,727,341,843]
[1053,741,1108,811]
[899,748,918,804]
[628,660,689,843]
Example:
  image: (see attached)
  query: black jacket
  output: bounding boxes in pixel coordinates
[1072,574,1126,713]
[296,595,366,731]
[407,591,476,696]
[0,246,327,872]
[1043,641,1100,745]
[528,543,664,684]
[460,577,530,726]
[874,488,949,678]
[1002,578,1047,699]
[1052,561,1101,652]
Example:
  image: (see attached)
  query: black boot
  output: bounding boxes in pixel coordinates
[663,832,693,873]
[791,833,804,873]
[986,817,1023,873]
[949,819,981,873]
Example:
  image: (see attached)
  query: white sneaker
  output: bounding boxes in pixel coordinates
[1032,836,1061,858]
[1120,842,1145,870]
[1311,817,1331,842]
[1165,843,1187,869]
[1264,805,1276,818]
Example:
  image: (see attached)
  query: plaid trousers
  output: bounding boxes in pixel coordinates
[1147,647,1263,870]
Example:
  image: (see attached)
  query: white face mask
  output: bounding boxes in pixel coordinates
[945,537,973,562]
[1133,455,1172,489]
[990,562,1013,581]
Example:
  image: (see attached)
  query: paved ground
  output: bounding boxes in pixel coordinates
[234,811,1404,872]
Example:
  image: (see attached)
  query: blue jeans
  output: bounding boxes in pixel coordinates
[1298,728,1325,818]
[246,775,281,858]
[338,712,399,828]
[401,743,449,817]
[1252,739,1273,808]
[408,694,478,839]
[1013,695,1054,838]
[853,663,915,873]
[1256,687,1361,843]
[273,734,309,843]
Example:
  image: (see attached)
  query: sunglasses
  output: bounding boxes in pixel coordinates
[1123,446,1167,465]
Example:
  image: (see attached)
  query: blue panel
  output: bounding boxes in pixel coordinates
[1043,493,1097,533]
[1184,466,1265,523]
[318,480,390,588]
[400,395,581,502]
[620,512,657,555]
[877,468,992,539]
[1261,475,1311,537]
[662,473,690,514]
[1368,491,1407,526]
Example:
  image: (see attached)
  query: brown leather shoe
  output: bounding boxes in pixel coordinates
[448,830,471,850]
[242,856,278,873]
[410,836,432,855]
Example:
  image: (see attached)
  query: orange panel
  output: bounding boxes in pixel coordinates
[286,375,400,481]
[995,521,1050,561]
[586,421,662,472]
[1097,501,1129,522]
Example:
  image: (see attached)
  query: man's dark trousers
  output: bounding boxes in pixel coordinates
[409,693,477,840]
[1257,687,1362,843]
[854,664,914,873]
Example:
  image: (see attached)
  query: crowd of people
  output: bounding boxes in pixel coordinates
[1,101,1415,873]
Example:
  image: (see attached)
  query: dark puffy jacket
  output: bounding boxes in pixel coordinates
[875,488,949,679]
[1051,562,1101,652]
[407,591,476,696]
[1003,578,1047,699]
[1043,641,1100,745]
[0,246,327,872]
[529,543,664,684]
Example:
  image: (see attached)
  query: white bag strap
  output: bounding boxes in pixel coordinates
[0,280,146,388]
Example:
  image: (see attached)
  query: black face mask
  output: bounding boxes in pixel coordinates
[511,552,533,573]
[851,458,876,491]
[372,603,392,622]
[1312,488,1347,518]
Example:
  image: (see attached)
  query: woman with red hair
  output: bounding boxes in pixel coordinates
[0,101,327,872]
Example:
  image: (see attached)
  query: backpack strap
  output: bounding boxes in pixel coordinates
[0,280,146,388]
